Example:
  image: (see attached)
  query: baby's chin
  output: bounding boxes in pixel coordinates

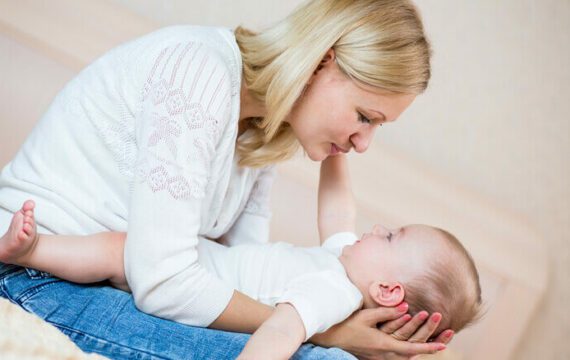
[339,243,355,257]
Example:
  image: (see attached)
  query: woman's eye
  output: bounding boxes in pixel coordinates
[357,112,371,124]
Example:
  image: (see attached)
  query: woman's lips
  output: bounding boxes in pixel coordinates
[331,143,348,155]
[331,143,340,155]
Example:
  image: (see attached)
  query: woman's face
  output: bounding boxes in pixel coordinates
[286,52,416,161]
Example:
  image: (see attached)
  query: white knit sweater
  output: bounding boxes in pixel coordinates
[0,26,275,326]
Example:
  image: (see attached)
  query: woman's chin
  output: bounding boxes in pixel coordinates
[300,143,329,162]
[306,150,327,162]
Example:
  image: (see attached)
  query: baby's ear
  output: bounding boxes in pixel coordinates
[369,281,405,307]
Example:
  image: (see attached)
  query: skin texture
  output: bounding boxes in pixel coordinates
[285,49,416,161]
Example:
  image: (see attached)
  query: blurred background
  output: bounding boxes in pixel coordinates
[0,1,568,359]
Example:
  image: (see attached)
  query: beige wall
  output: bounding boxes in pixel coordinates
[0,35,73,165]
[0,1,568,359]
[388,3,570,359]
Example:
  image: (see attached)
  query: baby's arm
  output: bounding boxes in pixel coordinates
[318,154,357,243]
[237,303,305,360]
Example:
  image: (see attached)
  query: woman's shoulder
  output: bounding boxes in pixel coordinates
[125,26,238,66]
[118,25,242,95]
[140,26,233,48]
[69,26,241,95]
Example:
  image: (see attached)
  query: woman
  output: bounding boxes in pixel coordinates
[0,0,451,358]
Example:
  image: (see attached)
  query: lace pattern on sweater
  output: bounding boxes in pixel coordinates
[243,166,276,217]
[136,41,233,201]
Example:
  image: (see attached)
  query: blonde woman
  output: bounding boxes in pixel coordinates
[0,0,452,359]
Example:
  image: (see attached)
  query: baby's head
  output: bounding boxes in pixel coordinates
[340,224,482,335]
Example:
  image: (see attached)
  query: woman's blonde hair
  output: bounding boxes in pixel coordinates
[235,0,431,167]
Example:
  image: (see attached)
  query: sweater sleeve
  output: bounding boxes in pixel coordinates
[224,166,276,246]
[124,39,236,327]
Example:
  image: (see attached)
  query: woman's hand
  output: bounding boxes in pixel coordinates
[379,310,454,344]
[310,304,447,360]
[378,308,455,360]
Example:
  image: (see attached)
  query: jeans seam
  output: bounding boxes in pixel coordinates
[0,266,56,304]
[0,270,20,303]
[0,280,16,303]
[16,279,59,304]
[53,322,170,360]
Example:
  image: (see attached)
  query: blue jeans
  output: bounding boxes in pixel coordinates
[0,263,355,360]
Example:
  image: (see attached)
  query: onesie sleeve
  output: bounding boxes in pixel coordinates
[276,270,363,341]
[322,232,359,256]
[124,38,237,327]
[224,165,276,246]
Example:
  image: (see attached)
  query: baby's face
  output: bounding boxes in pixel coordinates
[341,224,448,284]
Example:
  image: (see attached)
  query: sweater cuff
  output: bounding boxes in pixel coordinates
[179,274,235,327]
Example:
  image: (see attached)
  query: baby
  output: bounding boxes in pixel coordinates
[0,156,482,359]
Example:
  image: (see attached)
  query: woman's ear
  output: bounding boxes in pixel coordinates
[368,281,405,307]
[308,48,337,84]
[320,48,336,66]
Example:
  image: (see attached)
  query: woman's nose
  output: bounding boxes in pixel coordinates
[350,127,375,153]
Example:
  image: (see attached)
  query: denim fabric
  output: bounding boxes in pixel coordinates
[0,263,356,360]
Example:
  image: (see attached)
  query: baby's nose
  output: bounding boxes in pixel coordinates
[372,224,390,236]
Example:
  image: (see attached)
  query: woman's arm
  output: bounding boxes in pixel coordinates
[210,291,274,333]
[123,37,276,331]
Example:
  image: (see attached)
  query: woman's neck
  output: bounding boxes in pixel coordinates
[239,81,266,121]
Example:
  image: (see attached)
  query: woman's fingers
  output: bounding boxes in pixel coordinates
[378,314,412,334]
[390,311,429,341]
[382,335,446,357]
[408,312,442,343]
[358,303,410,326]
[432,329,454,345]
[313,306,448,359]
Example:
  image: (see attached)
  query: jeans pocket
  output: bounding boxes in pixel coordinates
[25,268,53,280]
[9,268,60,307]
